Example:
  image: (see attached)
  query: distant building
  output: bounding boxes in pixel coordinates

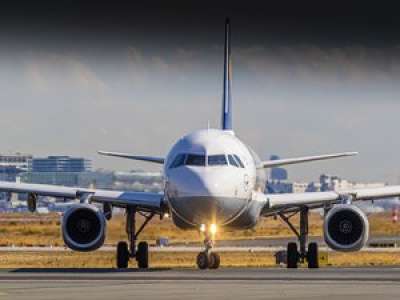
[319,174,385,192]
[266,180,308,194]
[266,180,292,193]
[113,170,163,193]
[305,181,321,192]
[0,153,32,171]
[269,155,288,181]
[29,156,90,172]
[0,153,32,201]
[22,172,81,186]
[266,174,386,197]
[266,155,290,194]
[23,156,92,187]
[78,170,114,189]
[0,166,20,182]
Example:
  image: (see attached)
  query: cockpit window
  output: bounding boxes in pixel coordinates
[169,154,186,169]
[171,153,235,168]
[233,154,245,168]
[186,154,206,166]
[228,155,239,167]
[208,154,227,166]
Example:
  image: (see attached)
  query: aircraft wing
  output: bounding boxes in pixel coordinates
[98,151,165,164]
[0,181,164,213]
[261,185,400,216]
[258,152,358,169]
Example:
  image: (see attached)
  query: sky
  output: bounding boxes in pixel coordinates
[1,2,400,183]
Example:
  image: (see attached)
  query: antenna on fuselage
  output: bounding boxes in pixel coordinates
[221,18,233,132]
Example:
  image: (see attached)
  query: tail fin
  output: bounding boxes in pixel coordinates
[222,18,233,131]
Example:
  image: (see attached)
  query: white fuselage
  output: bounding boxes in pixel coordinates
[164,129,266,230]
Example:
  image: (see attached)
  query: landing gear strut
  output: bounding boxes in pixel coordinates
[116,206,154,269]
[279,207,319,269]
[196,229,220,269]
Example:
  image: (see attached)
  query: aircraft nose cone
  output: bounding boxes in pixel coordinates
[168,167,228,198]
[167,167,248,225]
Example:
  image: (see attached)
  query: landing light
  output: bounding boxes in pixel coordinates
[210,223,217,235]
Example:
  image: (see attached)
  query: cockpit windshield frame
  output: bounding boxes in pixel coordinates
[169,153,186,169]
[233,154,245,168]
[169,153,244,169]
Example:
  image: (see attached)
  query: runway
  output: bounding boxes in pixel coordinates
[0,267,400,300]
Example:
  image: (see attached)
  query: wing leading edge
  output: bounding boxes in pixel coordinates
[260,185,400,216]
[0,181,164,213]
[258,152,358,169]
[98,151,165,164]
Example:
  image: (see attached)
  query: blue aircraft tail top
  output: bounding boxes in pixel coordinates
[222,18,233,131]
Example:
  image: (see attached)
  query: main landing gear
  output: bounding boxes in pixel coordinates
[196,226,221,269]
[279,207,319,269]
[116,206,154,269]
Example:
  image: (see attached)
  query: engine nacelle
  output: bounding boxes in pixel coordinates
[62,204,106,252]
[324,204,369,252]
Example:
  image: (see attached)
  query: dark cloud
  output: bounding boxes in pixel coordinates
[1,1,400,48]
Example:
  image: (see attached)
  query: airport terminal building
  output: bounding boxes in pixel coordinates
[22,156,92,187]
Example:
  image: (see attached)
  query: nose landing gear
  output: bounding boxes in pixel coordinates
[197,251,221,269]
[196,227,221,269]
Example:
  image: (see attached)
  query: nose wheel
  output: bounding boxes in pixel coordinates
[197,251,221,269]
[209,252,221,269]
[196,229,221,269]
[196,252,209,269]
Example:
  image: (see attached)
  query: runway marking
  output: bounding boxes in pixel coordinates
[0,275,399,282]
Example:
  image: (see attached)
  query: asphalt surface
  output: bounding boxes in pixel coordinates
[0,267,400,300]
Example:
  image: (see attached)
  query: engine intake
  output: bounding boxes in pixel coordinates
[62,205,106,251]
[324,204,369,252]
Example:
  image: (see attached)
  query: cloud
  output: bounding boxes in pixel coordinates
[68,59,107,93]
[3,44,400,181]
[234,44,400,90]
[25,62,50,93]
[24,53,108,98]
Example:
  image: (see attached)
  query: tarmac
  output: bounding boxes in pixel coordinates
[0,267,400,300]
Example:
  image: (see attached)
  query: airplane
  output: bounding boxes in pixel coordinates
[1,18,400,269]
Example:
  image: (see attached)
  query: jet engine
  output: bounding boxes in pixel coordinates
[62,204,106,251]
[324,204,369,252]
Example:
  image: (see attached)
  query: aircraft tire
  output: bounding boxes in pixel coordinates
[196,252,209,269]
[117,241,129,269]
[307,242,319,269]
[136,241,149,269]
[208,252,221,269]
[287,242,299,269]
